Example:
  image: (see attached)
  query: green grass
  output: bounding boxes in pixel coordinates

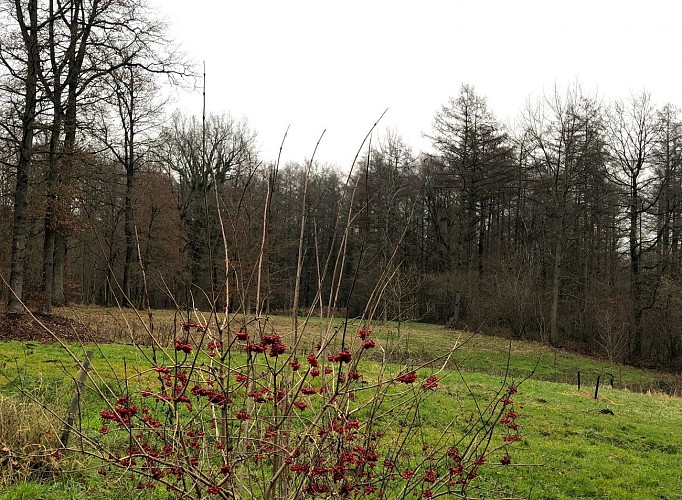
[50,307,682,393]
[1,308,681,498]
[488,377,682,499]
[367,320,682,393]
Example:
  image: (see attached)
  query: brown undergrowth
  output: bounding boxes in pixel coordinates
[0,312,108,344]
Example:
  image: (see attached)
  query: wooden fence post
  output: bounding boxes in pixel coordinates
[60,350,94,448]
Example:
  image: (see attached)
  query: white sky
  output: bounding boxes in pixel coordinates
[154,0,682,167]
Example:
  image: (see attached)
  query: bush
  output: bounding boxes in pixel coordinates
[81,318,522,499]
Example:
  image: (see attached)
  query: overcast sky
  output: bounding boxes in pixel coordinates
[153,0,682,167]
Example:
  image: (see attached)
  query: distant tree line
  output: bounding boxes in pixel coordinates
[0,4,680,369]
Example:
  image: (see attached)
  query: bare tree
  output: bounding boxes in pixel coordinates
[156,112,258,308]
[606,92,659,360]
[2,0,41,312]
[522,85,604,346]
[42,0,191,312]
[652,104,682,273]
[89,63,166,305]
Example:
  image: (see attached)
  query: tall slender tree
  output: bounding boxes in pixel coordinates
[607,92,660,360]
[2,0,40,312]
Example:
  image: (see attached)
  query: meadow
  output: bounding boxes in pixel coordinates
[0,307,680,499]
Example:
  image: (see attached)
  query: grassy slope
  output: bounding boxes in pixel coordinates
[492,378,682,499]
[1,308,681,499]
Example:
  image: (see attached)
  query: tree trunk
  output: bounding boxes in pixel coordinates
[452,289,462,324]
[42,107,62,314]
[549,235,563,346]
[629,189,643,361]
[7,0,39,313]
[49,0,98,311]
[123,159,134,305]
[52,233,67,306]
[7,149,32,312]
[41,90,66,314]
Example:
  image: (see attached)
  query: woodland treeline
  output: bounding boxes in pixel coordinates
[1,2,681,370]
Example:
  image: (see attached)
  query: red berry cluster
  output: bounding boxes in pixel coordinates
[396,371,417,384]
[207,340,221,357]
[422,375,439,390]
[358,328,376,349]
[181,321,207,332]
[239,331,287,357]
[328,349,352,363]
[174,338,192,354]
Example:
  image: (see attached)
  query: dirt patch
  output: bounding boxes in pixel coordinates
[0,312,110,344]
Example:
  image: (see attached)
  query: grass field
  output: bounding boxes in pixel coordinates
[0,306,681,499]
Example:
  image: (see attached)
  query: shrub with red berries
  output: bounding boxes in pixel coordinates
[92,320,523,499]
